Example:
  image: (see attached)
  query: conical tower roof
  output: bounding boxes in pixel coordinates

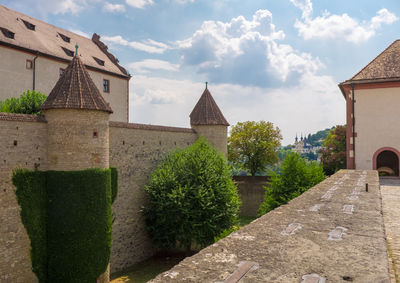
[41,54,113,113]
[190,85,229,126]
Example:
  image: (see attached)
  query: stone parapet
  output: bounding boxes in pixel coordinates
[150,170,390,282]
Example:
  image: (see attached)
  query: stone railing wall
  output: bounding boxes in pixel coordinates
[150,170,390,282]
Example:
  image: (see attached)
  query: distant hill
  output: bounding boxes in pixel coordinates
[305,127,334,147]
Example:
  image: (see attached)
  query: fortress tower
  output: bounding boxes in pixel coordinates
[41,48,112,171]
[190,84,229,155]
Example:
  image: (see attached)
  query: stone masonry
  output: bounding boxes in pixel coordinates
[150,170,390,283]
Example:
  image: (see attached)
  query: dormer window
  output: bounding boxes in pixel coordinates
[93,57,105,66]
[22,20,35,31]
[61,47,74,57]
[0,27,14,39]
[58,32,70,43]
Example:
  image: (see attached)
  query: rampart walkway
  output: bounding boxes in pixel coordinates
[381,178,400,283]
[150,170,390,282]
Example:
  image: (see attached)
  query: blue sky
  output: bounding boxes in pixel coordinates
[4,0,400,144]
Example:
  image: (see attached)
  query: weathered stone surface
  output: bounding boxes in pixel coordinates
[381,178,400,283]
[149,170,390,283]
[109,125,198,273]
[0,120,48,283]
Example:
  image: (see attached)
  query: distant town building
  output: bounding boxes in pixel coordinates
[292,133,321,158]
[339,40,400,176]
[0,4,130,122]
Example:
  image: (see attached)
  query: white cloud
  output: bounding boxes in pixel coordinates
[125,0,154,9]
[129,75,345,145]
[177,9,321,86]
[103,2,126,13]
[101,35,170,54]
[291,0,398,44]
[289,0,312,19]
[128,59,179,74]
[175,0,195,4]
[52,0,85,14]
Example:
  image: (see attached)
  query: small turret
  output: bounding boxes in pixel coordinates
[41,49,112,171]
[190,83,229,155]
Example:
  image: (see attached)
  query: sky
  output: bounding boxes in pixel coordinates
[3,0,400,145]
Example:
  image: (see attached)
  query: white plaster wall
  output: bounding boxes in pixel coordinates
[0,46,128,122]
[355,87,400,169]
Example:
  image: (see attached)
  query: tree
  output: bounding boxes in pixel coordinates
[258,152,325,215]
[320,125,346,175]
[0,90,47,115]
[143,138,240,251]
[228,121,282,176]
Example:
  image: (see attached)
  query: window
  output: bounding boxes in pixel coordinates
[22,20,35,31]
[61,47,74,57]
[59,68,65,77]
[58,32,70,43]
[93,57,105,66]
[26,59,33,69]
[0,27,14,39]
[103,79,110,93]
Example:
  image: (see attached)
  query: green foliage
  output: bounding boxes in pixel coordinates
[46,169,112,283]
[111,167,118,204]
[12,169,47,282]
[228,121,282,176]
[258,152,325,215]
[12,168,116,283]
[305,127,333,147]
[320,125,346,175]
[143,138,240,251]
[0,90,47,115]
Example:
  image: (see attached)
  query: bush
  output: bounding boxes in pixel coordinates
[12,169,47,282]
[258,152,325,215]
[12,168,115,283]
[0,90,46,115]
[143,138,240,251]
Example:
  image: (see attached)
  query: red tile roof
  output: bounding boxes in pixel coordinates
[110,121,195,133]
[41,55,113,113]
[0,4,129,78]
[190,87,229,126]
[341,40,400,85]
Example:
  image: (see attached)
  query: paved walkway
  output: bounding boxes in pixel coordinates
[150,170,390,282]
[381,178,400,283]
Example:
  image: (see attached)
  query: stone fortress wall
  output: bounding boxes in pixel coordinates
[0,114,48,283]
[0,113,218,281]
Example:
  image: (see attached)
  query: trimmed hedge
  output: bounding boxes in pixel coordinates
[12,169,47,282]
[111,167,118,204]
[12,168,116,283]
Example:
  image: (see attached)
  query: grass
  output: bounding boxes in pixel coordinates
[110,216,257,283]
[110,252,190,283]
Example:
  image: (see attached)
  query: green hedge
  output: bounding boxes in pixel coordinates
[12,168,116,283]
[12,169,47,283]
[111,167,118,204]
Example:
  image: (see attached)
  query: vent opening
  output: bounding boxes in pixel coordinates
[0,27,15,39]
[61,47,74,57]
[22,19,35,31]
[58,32,70,43]
[93,57,105,66]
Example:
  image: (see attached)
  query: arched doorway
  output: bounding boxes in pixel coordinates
[373,147,400,176]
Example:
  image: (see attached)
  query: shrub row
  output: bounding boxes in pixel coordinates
[13,167,118,283]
